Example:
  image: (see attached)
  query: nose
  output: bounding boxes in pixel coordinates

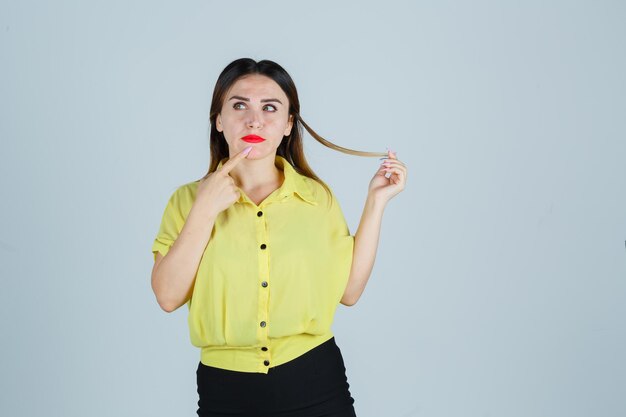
[246,109,263,129]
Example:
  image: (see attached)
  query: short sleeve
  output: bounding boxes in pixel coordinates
[151,188,186,262]
[328,190,353,239]
[326,189,355,303]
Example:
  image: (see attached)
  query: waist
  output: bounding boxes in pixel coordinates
[200,332,335,374]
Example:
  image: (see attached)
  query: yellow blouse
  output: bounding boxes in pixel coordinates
[151,155,354,373]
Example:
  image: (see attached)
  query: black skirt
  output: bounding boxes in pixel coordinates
[196,337,357,417]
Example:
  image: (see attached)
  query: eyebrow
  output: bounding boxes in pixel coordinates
[228,95,283,105]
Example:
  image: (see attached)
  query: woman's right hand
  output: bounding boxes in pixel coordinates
[195,146,252,217]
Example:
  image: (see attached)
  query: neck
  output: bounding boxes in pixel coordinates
[228,153,283,191]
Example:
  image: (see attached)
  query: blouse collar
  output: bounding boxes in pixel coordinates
[215,155,318,206]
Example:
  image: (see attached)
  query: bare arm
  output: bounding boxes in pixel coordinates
[340,150,407,306]
[340,195,385,306]
[151,206,217,312]
[151,146,252,313]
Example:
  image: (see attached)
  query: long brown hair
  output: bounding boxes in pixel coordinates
[201,58,386,201]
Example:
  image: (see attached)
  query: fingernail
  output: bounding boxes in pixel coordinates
[243,146,252,154]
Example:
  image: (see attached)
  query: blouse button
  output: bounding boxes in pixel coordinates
[260,321,266,327]
[261,347,268,351]
[260,244,267,250]
[257,211,263,217]
[264,360,270,366]
[261,281,268,287]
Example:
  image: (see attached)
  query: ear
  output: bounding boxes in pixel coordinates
[216,114,223,132]
[284,114,293,136]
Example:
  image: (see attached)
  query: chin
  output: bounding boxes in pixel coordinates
[249,147,279,160]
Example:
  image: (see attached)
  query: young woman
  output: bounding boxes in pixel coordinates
[151,58,407,417]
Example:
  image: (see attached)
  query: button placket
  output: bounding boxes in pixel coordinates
[256,206,271,368]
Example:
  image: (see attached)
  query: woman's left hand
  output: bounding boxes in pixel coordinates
[367,149,407,204]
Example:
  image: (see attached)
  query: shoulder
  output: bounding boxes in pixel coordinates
[298,175,343,214]
[175,180,199,200]
[163,180,200,212]
[298,175,331,205]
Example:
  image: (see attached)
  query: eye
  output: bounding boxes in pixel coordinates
[233,101,278,113]
[264,104,277,112]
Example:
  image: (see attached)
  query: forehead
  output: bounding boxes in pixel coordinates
[227,74,287,101]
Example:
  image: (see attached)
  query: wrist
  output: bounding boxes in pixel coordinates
[189,203,219,226]
[365,192,387,212]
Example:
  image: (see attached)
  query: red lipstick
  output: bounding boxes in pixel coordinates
[241,135,266,143]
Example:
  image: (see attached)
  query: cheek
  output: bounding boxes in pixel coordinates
[266,114,290,126]
[264,119,281,127]
[221,115,243,129]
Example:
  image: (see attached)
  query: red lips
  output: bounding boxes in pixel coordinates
[241,135,266,143]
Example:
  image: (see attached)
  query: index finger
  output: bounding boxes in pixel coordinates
[219,146,252,175]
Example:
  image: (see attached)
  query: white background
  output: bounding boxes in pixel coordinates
[1,1,625,416]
